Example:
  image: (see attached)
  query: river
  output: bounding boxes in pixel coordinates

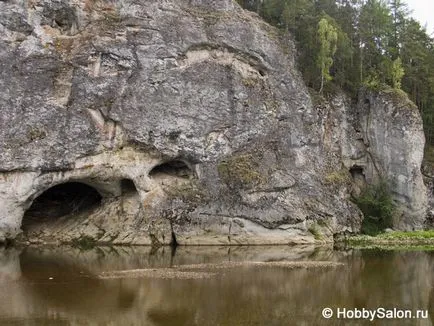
[0,246,433,325]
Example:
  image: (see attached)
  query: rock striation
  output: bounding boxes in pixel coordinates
[0,0,427,244]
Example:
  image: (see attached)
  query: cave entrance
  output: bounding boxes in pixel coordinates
[149,160,193,179]
[23,182,102,231]
[350,165,366,183]
[349,165,367,197]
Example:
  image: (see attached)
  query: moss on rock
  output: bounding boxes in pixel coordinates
[218,154,265,190]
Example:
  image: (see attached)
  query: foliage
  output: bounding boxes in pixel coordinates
[344,235,434,250]
[391,57,404,89]
[317,17,338,93]
[362,75,384,91]
[379,230,434,240]
[236,0,434,146]
[345,231,434,249]
[352,180,395,236]
[308,223,323,240]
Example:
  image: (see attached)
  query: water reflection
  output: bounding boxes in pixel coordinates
[0,246,433,325]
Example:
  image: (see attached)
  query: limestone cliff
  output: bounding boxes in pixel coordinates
[319,89,428,231]
[0,0,427,245]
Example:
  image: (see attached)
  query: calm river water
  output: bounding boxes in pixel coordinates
[0,245,433,326]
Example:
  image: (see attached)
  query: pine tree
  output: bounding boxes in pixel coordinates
[388,0,410,58]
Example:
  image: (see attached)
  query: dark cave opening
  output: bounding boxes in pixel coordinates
[349,165,367,196]
[23,182,102,230]
[350,165,365,181]
[149,160,193,179]
[121,179,138,195]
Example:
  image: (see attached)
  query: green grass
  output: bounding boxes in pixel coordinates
[347,243,434,251]
[378,230,434,240]
[344,230,434,250]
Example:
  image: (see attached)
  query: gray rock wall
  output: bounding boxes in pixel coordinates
[0,0,426,244]
[319,89,428,230]
[357,90,427,230]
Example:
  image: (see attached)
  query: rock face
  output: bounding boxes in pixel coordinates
[355,90,427,230]
[320,90,428,231]
[0,0,427,244]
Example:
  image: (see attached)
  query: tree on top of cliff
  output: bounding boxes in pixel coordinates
[317,16,338,93]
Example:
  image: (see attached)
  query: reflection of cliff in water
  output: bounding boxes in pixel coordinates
[0,246,433,326]
[19,249,140,314]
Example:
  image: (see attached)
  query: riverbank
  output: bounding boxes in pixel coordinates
[343,230,434,250]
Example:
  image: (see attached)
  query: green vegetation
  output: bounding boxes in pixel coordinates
[379,230,434,240]
[345,231,434,249]
[324,169,351,186]
[317,17,338,93]
[351,180,395,235]
[218,154,265,190]
[391,57,404,89]
[308,224,322,240]
[236,0,434,145]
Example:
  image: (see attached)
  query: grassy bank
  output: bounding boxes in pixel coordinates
[343,230,434,250]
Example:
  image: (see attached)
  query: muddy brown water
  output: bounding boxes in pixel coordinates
[0,246,433,326]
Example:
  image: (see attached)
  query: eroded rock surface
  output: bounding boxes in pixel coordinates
[0,0,427,244]
[319,90,428,231]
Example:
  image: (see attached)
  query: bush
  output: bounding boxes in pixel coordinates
[352,180,395,236]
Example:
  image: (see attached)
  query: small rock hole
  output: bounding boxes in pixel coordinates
[149,160,193,179]
[350,165,365,181]
[121,179,137,195]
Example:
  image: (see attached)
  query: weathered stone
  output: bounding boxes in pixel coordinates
[0,0,427,244]
[356,89,427,230]
[318,89,428,230]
